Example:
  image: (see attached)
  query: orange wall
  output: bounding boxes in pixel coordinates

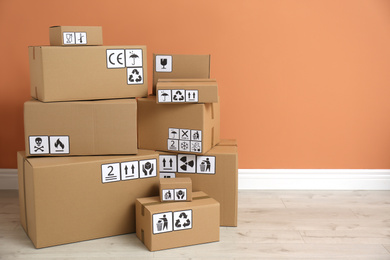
[1,0,390,169]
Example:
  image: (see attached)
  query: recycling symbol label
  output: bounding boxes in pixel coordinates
[127,68,144,85]
[172,90,185,102]
[177,154,196,173]
[173,210,192,231]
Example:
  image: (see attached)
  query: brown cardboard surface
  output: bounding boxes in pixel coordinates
[17,150,160,248]
[24,99,137,157]
[49,26,103,46]
[29,45,147,102]
[136,191,219,251]
[156,79,219,104]
[159,177,192,202]
[158,140,238,226]
[152,54,210,95]
[137,96,220,155]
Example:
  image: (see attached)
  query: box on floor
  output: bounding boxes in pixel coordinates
[49,26,103,46]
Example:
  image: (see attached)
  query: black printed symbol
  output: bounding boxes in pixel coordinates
[65,33,73,43]
[188,92,196,100]
[162,157,174,170]
[109,52,124,66]
[176,190,185,200]
[200,158,211,172]
[173,91,185,101]
[129,69,142,83]
[180,142,189,150]
[142,161,154,176]
[34,137,44,152]
[157,214,169,231]
[160,58,168,69]
[129,51,139,65]
[164,176,171,178]
[164,190,172,200]
[191,142,201,152]
[193,131,200,140]
[124,164,135,176]
[169,140,177,150]
[161,91,170,102]
[179,156,194,171]
[181,130,189,139]
[78,34,84,43]
[105,166,117,181]
[170,129,178,139]
[175,212,191,228]
[54,138,65,151]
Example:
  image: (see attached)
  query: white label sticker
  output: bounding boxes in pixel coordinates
[121,161,139,180]
[175,189,187,201]
[63,32,75,44]
[185,90,199,102]
[106,49,125,69]
[139,159,157,178]
[180,129,191,140]
[153,212,173,234]
[167,139,179,151]
[160,172,176,178]
[49,136,70,154]
[179,140,190,152]
[191,130,202,141]
[125,49,143,67]
[75,32,87,44]
[156,55,172,72]
[190,141,202,153]
[168,128,179,139]
[101,163,121,183]
[196,156,216,174]
[127,68,144,85]
[173,210,192,231]
[158,90,172,103]
[172,90,186,102]
[162,189,174,201]
[159,155,177,172]
[29,136,50,155]
[178,154,196,173]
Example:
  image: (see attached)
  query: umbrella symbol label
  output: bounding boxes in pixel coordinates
[125,49,143,67]
[158,90,172,103]
[155,55,172,72]
[168,128,180,139]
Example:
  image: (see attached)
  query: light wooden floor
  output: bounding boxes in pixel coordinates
[1,190,390,259]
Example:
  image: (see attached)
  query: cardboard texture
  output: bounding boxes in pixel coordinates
[158,140,238,227]
[137,96,220,155]
[159,177,192,202]
[136,191,220,251]
[17,150,160,248]
[29,45,147,102]
[152,54,210,95]
[24,99,137,157]
[156,79,219,104]
[49,26,103,46]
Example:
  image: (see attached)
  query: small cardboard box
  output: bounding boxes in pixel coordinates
[136,191,220,251]
[159,139,238,226]
[24,99,137,157]
[156,79,219,104]
[49,26,103,46]
[153,54,210,95]
[159,177,192,202]
[29,45,147,102]
[17,150,160,248]
[137,96,220,155]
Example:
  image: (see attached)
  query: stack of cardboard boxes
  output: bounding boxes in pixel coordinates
[17,26,238,251]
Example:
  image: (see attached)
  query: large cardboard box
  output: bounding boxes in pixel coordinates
[29,45,147,102]
[49,26,103,46]
[24,99,137,157]
[152,54,210,95]
[159,140,238,226]
[17,150,160,248]
[136,191,220,251]
[137,96,220,155]
[159,177,192,202]
[156,79,219,104]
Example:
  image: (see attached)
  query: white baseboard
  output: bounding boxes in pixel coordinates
[1,169,390,190]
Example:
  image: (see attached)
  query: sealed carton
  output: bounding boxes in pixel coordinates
[138,96,220,155]
[159,177,192,202]
[136,191,219,251]
[159,139,238,226]
[153,54,210,94]
[17,150,160,248]
[49,26,103,46]
[24,99,137,157]
[29,45,147,102]
[156,79,219,104]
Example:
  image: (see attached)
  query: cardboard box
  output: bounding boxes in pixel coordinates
[24,99,137,157]
[159,139,238,226]
[29,45,147,102]
[159,177,192,202]
[137,96,220,155]
[156,79,219,104]
[136,191,219,251]
[17,150,160,248]
[49,26,103,46]
[153,54,210,95]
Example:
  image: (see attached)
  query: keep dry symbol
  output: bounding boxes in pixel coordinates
[129,52,139,65]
